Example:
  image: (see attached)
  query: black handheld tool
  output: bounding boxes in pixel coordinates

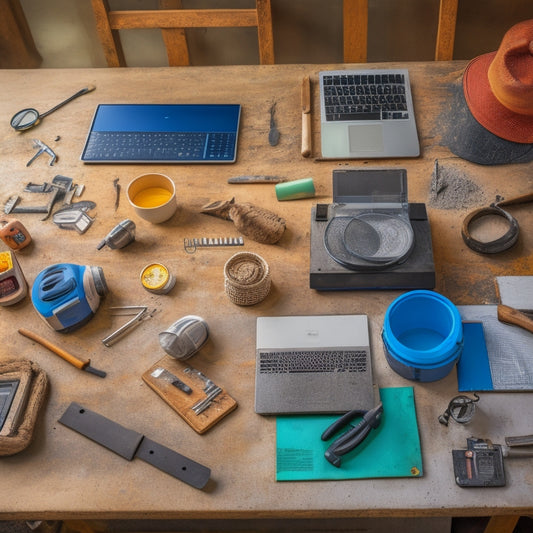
[321,402,383,467]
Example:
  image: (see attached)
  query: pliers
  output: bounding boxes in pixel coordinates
[321,402,384,467]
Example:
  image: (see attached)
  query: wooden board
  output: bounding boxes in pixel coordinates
[142,355,237,434]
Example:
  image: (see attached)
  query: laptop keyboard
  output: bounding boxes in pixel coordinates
[259,350,368,374]
[82,131,236,162]
[322,72,410,122]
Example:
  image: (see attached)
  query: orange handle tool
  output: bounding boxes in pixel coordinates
[18,328,106,377]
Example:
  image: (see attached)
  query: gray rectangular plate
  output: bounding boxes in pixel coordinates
[59,402,211,489]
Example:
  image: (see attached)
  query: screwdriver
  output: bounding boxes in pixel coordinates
[18,328,106,378]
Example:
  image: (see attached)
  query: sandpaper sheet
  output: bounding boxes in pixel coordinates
[458,305,533,391]
[275,387,422,481]
[495,276,533,310]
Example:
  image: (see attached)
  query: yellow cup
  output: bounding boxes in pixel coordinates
[127,173,177,224]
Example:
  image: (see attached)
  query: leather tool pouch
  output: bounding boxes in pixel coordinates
[0,358,48,456]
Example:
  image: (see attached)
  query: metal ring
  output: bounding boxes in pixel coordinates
[461,205,519,254]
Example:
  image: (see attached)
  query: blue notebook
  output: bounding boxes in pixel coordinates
[81,104,241,163]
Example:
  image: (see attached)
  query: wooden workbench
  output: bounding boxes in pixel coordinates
[0,63,531,533]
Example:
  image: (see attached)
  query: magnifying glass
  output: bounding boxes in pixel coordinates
[10,85,96,131]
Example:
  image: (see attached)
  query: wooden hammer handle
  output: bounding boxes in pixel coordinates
[497,305,533,335]
[495,192,533,208]
[301,76,312,158]
[18,327,89,370]
[301,111,312,158]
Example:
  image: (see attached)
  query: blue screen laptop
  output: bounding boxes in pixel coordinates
[81,104,241,163]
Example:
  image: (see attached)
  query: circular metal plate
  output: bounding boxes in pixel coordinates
[325,213,414,270]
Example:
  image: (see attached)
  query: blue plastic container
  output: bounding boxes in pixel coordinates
[382,290,463,382]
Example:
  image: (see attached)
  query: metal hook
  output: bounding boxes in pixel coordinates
[438,393,480,426]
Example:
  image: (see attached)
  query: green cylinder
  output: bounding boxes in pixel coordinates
[275,177,316,201]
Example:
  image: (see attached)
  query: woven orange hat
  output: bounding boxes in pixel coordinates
[463,19,533,144]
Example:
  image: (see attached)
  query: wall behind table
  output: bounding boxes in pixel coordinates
[19,0,533,68]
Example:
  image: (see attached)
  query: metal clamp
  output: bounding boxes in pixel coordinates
[184,367,223,415]
[102,306,155,347]
[26,139,57,167]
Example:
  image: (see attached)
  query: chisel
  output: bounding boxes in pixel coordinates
[18,328,106,377]
[227,175,288,184]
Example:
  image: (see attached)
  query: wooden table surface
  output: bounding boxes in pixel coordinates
[0,63,532,527]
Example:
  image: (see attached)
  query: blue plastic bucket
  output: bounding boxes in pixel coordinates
[382,290,463,382]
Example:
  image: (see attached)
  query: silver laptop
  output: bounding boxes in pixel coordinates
[319,69,420,159]
[255,315,374,415]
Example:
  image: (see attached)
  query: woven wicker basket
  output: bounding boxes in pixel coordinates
[224,252,271,306]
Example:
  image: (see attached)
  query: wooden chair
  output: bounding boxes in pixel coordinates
[90,0,275,67]
[342,0,458,62]
[343,0,368,63]
[435,0,458,60]
[1,0,42,68]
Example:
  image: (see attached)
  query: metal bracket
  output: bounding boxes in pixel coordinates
[58,402,211,489]
[26,139,57,167]
[102,306,155,347]
[183,367,223,415]
[4,175,74,220]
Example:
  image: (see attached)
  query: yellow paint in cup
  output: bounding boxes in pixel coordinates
[127,173,177,224]
[132,187,172,208]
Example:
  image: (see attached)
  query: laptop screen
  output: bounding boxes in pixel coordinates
[81,103,241,163]
[89,104,241,133]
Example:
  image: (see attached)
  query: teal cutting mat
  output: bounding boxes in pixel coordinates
[276,387,422,481]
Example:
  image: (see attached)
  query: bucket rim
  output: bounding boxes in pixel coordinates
[382,290,463,366]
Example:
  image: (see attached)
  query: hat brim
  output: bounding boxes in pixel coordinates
[464,52,533,143]
[445,81,533,165]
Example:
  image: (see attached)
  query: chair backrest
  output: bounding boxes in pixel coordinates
[342,0,458,62]
[343,0,368,63]
[90,0,275,67]
[435,0,458,60]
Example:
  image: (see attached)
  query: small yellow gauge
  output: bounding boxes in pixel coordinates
[140,263,175,294]
[0,250,27,305]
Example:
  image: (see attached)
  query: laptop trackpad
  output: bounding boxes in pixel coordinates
[349,124,384,153]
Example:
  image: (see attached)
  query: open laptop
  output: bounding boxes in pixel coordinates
[255,315,374,415]
[81,103,241,163]
[319,69,420,159]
